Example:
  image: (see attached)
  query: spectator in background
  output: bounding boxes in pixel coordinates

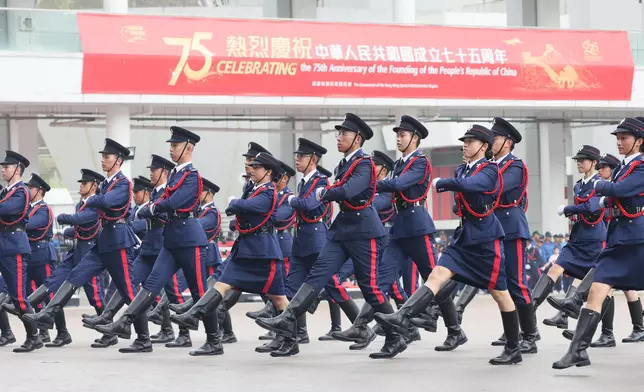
[553,234,564,250]
[541,232,556,261]
[526,240,543,289]
[531,231,541,247]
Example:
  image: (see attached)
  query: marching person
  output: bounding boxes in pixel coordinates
[170,152,288,355]
[483,118,538,353]
[373,125,523,365]
[530,145,606,331]
[94,127,217,356]
[7,169,108,347]
[553,118,644,369]
[0,276,16,347]
[551,152,644,347]
[255,113,404,359]
[0,151,40,353]
[23,139,141,351]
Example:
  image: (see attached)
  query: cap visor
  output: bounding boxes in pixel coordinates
[293,149,313,154]
[335,125,359,133]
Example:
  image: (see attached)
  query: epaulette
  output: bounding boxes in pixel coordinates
[575,178,582,184]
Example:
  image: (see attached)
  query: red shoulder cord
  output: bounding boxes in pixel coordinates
[234,185,277,235]
[454,162,504,219]
[275,192,296,230]
[498,159,529,212]
[98,177,133,222]
[28,204,53,242]
[199,207,221,241]
[326,157,377,211]
[74,202,101,241]
[573,188,606,225]
[297,177,330,225]
[379,207,395,223]
[610,160,644,219]
[393,155,432,204]
[156,170,203,214]
[0,186,29,226]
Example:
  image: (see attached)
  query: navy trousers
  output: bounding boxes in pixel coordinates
[285,253,318,299]
[305,237,387,307]
[44,254,105,310]
[504,238,533,305]
[323,259,354,303]
[0,253,31,313]
[134,253,189,304]
[142,246,208,302]
[67,247,137,304]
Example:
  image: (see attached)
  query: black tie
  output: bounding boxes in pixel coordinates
[622,160,626,166]
[340,158,347,167]
[299,179,305,191]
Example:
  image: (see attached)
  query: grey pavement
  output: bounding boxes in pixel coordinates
[2,295,644,392]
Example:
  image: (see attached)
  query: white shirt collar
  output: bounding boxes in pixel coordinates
[494,153,510,165]
[154,183,166,193]
[467,157,484,169]
[302,169,318,184]
[201,201,215,210]
[623,153,641,166]
[343,148,361,162]
[401,149,418,163]
[105,170,120,183]
[581,175,595,185]
[30,200,43,208]
[173,161,192,174]
[253,181,270,191]
[5,181,20,192]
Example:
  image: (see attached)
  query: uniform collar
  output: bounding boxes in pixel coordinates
[494,153,511,165]
[401,149,418,162]
[105,170,121,183]
[624,153,642,166]
[154,183,166,193]
[173,161,192,173]
[201,201,215,210]
[5,180,21,192]
[302,169,318,184]
[344,148,361,162]
[466,157,485,170]
[581,173,598,185]
[30,199,43,208]
[253,181,270,191]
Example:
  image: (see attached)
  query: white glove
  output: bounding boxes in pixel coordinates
[599,196,606,208]
[557,205,566,216]
[432,177,441,189]
[227,196,237,205]
[288,195,295,204]
[315,187,324,201]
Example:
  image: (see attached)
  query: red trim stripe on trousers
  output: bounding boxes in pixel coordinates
[369,238,386,304]
[516,239,531,304]
[333,274,349,301]
[90,277,103,309]
[173,273,184,304]
[195,248,205,297]
[120,249,135,301]
[262,259,277,294]
[16,254,26,312]
[487,240,502,291]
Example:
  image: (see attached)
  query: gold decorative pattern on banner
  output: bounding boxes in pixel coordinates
[120,25,146,43]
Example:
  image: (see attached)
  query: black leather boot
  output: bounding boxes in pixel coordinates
[39,329,51,343]
[147,293,169,326]
[338,298,360,323]
[169,298,194,314]
[516,302,538,354]
[331,302,376,350]
[90,335,118,348]
[0,308,16,347]
[23,281,77,330]
[410,302,439,332]
[247,300,276,320]
[46,311,72,347]
[489,310,522,365]
[547,276,593,320]
[531,274,556,308]
[434,298,467,352]
[119,314,153,353]
[307,292,324,314]
[543,311,569,329]
[256,333,285,353]
[374,285,435,335]
[170,288,223,330]
[189,312,223,356]
[372,323,386,336]
[270,335,299,357]
[552,307,602,369]
[220,309,237,344]
[3,285,50,317]
[622,299,644,343]
[83,291,125,328]
[256,283,318,338]
[95,289,155,339]
[166,327,192,348]
[319,301,342,341]
[258,331,276,341]
[454,285,477,323]
[590,296,615,347]
[13,310,43,353]
[150,306,175,344]
[296,313,309,343]
[491,332,506,346]
[369,302,408,359]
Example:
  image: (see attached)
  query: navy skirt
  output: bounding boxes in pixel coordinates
[219,257,285,296]
[437,239,507,291]
[556,240,603,280]
[594,243,644,291]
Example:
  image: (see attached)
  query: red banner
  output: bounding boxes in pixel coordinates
[77,13,635,100]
